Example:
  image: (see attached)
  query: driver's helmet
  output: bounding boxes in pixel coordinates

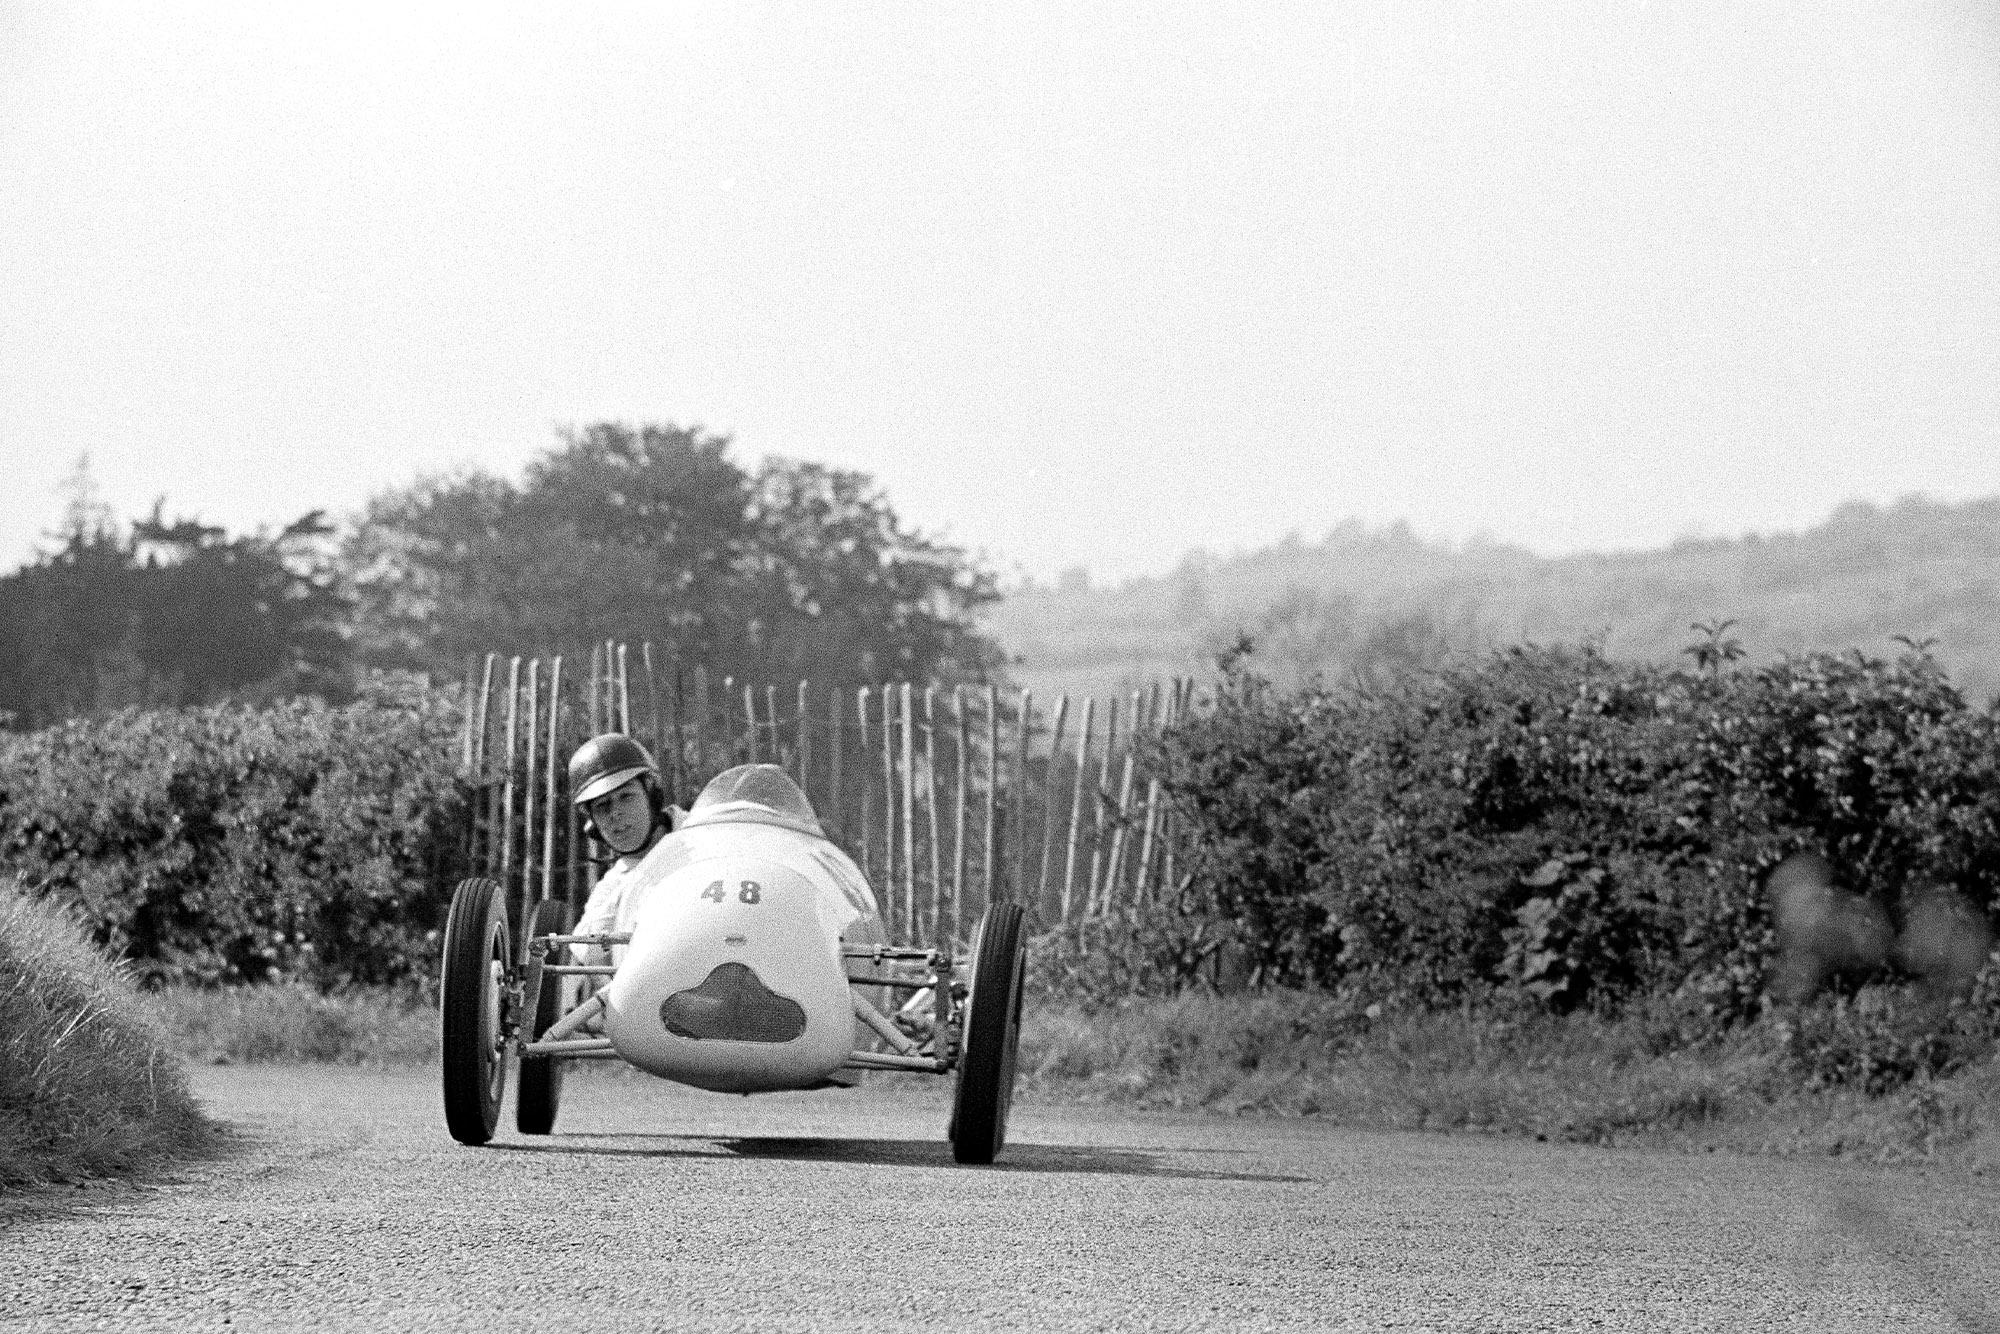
[682,763,823,836]
[568,733,659,807]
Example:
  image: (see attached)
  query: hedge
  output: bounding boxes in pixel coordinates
[0,677,470,988]
[7,639,1997,1052]
[1147,643,2000,1023]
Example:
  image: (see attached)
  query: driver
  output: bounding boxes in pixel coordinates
[566,733,678,964]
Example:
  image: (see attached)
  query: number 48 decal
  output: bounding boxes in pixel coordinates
[700,880,762,904]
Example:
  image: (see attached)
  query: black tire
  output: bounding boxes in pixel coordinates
[441,877,511,1146]
[951,901,1027,1164]
[516,898,574,1136]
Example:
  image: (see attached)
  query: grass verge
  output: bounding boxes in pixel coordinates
[1020,989,2000,1169]
[1,882,220,1189]
[139,981,1998,1171]
[149,983,438,1066]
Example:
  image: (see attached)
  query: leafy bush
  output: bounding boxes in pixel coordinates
[1778,962,2000,1096]
[1134,661,1347,987]
[1148,641,2000,1027]
[0,678,470,988]
[1030,901,1244,1004]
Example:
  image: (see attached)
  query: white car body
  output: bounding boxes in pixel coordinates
[596,794,888,1093]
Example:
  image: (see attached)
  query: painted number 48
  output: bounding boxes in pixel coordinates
[701,880,761,904]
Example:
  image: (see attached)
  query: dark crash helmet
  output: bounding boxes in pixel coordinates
[567,733,661,809]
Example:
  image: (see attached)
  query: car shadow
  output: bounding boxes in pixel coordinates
[490,1135,1310,1184]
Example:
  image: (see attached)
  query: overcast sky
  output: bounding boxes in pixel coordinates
[3,1,1997,586]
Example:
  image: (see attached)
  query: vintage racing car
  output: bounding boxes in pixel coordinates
[437,764,1028,1164]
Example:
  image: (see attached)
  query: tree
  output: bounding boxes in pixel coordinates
[346,423,1004,686]
[0,463,347,728]
[127,505,348,702]
[743,457,1002,681]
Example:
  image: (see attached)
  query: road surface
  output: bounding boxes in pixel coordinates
[2,1065,1996,1331]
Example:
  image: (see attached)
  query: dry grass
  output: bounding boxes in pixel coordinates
[0,881,220,1189]
[1019,989,2000,1169]
[131,978,1998,1171]
[148,983,438,1067]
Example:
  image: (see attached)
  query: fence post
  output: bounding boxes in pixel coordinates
[642,642,662,759]
[666,659,686,804]
[472,653,497,873]
[1012,690,1032,916]
[608,641,622,732]
[1061,697,1094,924]
[899,684,916,933]
[617,643,632,733]
[563,679,580,903]
[856,687,873,882]
[922,685,941,942]
[828,685,843,843]
[543,656,563,903]
[1104,691,1141,909]
[459,657,477,775]
[1036,695,1070,918]
[879,685,896,932]
[672,656,688,804]
[983,684,999,908]
[692,666,710,781]
[604,640,618,732]
[499,656,521,909]
[1087,697,1119,916]
[1160,677,1192,906]
[522,659,540,926]
[1133,681,1164,906]
[797,680,811,793]
[952,685,968,941]
[765,684,779,768]
[586,644,601,736]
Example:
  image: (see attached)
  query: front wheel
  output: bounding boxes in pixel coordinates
[951,901,1027,1164]
[516,898,574,1136]
[441,877,511,1146]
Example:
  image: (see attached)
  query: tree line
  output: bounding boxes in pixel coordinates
[0,425,1003,730]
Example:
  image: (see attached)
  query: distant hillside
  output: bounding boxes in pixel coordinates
[983,495,2000,705]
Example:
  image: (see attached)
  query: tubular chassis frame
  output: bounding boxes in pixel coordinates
[504,932,967,1075]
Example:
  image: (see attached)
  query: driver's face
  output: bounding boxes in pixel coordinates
[586,778,652,854]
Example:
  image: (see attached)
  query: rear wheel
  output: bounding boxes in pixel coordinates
[951,901,1027,1164]
[516,898,574,1136]
[441,877,511,1146]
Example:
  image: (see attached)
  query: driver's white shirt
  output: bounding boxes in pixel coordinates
[571,849,650,964]
[570,809,690,964]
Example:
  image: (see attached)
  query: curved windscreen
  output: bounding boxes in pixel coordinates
[683,763,824,836]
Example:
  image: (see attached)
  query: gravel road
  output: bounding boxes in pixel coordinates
[2,1065,1996,1332]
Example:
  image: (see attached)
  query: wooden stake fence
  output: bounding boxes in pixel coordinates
[459,642,1198,944]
